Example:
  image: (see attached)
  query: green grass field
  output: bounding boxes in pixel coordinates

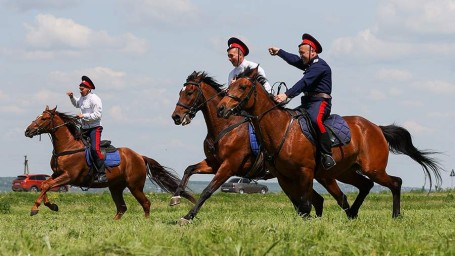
[0,190,454,256]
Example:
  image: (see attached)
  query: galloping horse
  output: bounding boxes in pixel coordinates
[170,71,275,225]
[217,67,442,218]
[24,106,196,219]
[171,71,378,224]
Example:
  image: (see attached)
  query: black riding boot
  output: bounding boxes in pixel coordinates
[320,132,336,170]
[94,158,107,183]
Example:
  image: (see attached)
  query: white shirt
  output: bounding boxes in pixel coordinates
[70,92,102,129]
[228,59,272,93]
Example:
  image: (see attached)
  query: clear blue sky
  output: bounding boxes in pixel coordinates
[1,0,454,188]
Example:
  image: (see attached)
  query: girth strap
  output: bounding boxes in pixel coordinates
[53,148,85,157]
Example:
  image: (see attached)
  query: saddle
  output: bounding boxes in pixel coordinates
[84,140,121,167]
[292,109,351,147]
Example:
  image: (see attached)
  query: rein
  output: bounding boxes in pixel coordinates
[34,111,86,169]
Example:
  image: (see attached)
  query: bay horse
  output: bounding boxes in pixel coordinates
[24,106,196,219]
[170,71,376,224]
[170,71,275,225]
[217,66,443,218]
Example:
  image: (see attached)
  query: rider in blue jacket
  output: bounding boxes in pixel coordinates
[269,33,336,170]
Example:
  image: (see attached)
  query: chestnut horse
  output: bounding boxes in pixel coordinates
[24,106,196,219]
[171,71,377,224]
[217,67,442,218]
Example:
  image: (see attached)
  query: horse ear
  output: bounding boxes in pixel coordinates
[52,106,57,112]
[45,105,49,111]
[250,65,260,78]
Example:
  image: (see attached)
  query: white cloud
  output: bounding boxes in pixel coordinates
[367,89,387,100]
[377,0,455,35]
[376,68,413,81]
[49,66,127,90]
[0,90,6,100]
[388,87,404,96]
[412,80,455,94]
[330,29,412,62]
[402,120,433,135]
[25,14,91,49]
[23,14,148,55]
[0,105,26,114]
[401,100,423,108]
[121,0,201,26]
[109,105,128,122]
[3,0,77,12]
[330,1,455,62]
[428,111,455,118]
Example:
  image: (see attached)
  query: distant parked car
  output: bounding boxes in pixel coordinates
[221,178,268,194]
[11,174,69,192]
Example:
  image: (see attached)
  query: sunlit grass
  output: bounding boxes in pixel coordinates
[0,191,454,255]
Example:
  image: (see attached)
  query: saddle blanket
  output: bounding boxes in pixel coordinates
[298,114,351,147]
[248,123,260,156]
[85,148,121,167]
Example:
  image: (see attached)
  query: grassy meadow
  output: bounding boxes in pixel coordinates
[0,190,454,256]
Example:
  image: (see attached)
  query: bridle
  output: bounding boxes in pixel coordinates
[176,81,225,119]
[31,110,69,136]
[225,76,258,118]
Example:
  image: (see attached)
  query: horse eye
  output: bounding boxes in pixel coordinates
[239,84,247,90]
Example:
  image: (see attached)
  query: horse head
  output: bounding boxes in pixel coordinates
[25,105,62,138]
[217,66,262,119]
[172,71,225,126]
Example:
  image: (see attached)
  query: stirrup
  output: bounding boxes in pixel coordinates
[95,173,108,183]
[321,154,336,170]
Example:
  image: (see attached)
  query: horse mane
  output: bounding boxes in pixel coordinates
[187,71,226,93]
[56,111,83,140]
[236,66,280,105]
[236,66,268,88]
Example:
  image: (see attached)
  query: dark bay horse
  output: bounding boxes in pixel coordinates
[217,67,443,218]
[24,106,196,219]
[171,71,375,224]
[170,71,276,225]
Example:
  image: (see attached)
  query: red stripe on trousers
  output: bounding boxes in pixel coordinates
[95,127,103,160]
[316,101,327,133]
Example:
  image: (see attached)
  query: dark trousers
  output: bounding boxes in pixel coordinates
[301,96,332,155]
[82,126,104,167]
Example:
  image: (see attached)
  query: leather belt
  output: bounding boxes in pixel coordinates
[304,92,332,99]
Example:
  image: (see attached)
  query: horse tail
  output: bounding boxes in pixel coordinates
[379,124,443,190]
[142,156,196,203]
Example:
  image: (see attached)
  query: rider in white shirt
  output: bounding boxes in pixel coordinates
[227,37,271,93]
[67,76,107,183]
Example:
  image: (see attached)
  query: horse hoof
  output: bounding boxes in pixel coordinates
[177,217,190,226]
[169,196,181,206]
[30,210,39,216]
[46,203,59,212]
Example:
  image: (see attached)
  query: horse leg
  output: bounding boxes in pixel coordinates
[336,169,374,219]
[108,184,128,220]
[170,160,213,206]
[178,162,235,225]
[31,173,71,215]
[275,170,313,218]
[312,189,324,217]
[316,177,351,217]
[128,186,151,219]
[368,171,402,218]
